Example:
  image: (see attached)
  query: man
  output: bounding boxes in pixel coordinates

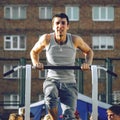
[8,113,23,120]
[30,13,94,120]
[18,108,34,120]
[106,105,120,120]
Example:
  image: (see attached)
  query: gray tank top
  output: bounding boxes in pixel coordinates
[45,33,76,83]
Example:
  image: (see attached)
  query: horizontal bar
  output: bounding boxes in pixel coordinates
[3,69,14,77]
[97,66,118,77]
[44,65,81,70]
[107,69,118,77]
[43,65,117,77]
[3,66,23,77]
[3,65,117,77]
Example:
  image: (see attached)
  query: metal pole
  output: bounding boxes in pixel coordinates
[19,58,26,107]
[25,64,31,120]
[106,58,112,104]
[76,58,84,93]
[91,65,98,120]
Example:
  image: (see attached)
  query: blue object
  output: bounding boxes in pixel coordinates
[30,93,111,120]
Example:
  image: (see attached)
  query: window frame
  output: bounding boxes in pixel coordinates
[97,65,107,80]
[92,35,114,50]
[4,35,26,51]
[39,6,52,19]
[65,6,79,21]
[38,94,44,101]
[39,70,47,79]
[92,6,114,21]
[4,94,19,109]
[4,5,27,20]
[112,91,120,104]
[3,64,19,79]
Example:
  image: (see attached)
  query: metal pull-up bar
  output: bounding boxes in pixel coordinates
[3,65,117,77]
[3,65,117,120]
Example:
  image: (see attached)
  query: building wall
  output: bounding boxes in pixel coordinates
[0,0,120,119]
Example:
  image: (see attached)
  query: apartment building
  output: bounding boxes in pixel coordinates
[0,0,120,119]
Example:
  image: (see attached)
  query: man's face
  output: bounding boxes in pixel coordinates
[9,115,23,120]
[52,17,69,38]
[107,110,120,120]
[9,116,16,120]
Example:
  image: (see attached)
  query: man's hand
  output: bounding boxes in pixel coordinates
[81,63,90,70]
[34,62,44,70]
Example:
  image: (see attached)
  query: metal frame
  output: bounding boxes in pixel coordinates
[3,64,117,120]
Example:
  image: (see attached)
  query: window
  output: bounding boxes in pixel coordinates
[4,64,19,78]
[112,91,120,104]
[66,6,79,21]
[4,5,27,19]
[97,65,106,80]
[39,7,52,19]
[92,6,114,21]
[4,35,26,50]
[39,70,47,79]
[4,94,19,109]
[38,94,44,101]
[92,36,114,50]
[98,93,106,102]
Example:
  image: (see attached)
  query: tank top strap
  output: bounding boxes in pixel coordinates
[66,33,75,49]
[45,33,55,51]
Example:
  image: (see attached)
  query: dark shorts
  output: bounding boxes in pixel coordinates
[43,78,78,120]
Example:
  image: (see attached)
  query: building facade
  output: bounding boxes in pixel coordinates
[0,0,120,119]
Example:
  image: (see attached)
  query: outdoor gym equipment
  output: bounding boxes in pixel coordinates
[3,65,117,120]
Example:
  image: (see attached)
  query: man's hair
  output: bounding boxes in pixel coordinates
[108,105,120,115]
[52,13,69,25]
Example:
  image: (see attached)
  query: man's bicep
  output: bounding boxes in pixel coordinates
[33,36,47,51]
[77,38,91,53]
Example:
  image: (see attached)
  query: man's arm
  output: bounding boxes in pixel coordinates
[30,34,50,69]
[73,35,94,70]
[83,48,93,66]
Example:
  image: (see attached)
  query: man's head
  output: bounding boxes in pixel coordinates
[107,105,120,120]
[52,13,69,39]
[8,113,23,120]
[52,13,69,25]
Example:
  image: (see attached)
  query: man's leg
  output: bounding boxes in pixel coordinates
[60,83,78,120]
[48,107,58,120]
[43,79,59,120]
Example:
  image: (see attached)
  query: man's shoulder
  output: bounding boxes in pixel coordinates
[40,33,51,40]
[71,34,82,40]
[43,33,54,40]
[38,33,51,46]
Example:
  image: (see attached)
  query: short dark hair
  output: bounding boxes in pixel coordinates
[108,105,120,115]
[52,13,69,24]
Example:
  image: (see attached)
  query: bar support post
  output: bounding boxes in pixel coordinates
[91,65,98,120]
